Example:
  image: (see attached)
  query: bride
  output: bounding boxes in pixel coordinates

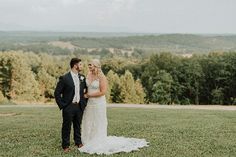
[79,59,148,155]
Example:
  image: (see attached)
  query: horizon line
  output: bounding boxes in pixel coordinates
[0,30,236,36]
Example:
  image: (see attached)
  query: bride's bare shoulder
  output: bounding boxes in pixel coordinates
[99,74,107,83]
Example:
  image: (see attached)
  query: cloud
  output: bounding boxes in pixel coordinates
[95,0,137,24]
[60,0,86,6]
[110,0,136,11]
[0,0,236,33]
[29,0,86,13]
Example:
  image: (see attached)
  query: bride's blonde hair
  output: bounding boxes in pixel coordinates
[90,59,104,79]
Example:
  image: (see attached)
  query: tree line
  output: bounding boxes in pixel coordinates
[0,51,145,104]
[102,52,236,105]
[0,51,235,105]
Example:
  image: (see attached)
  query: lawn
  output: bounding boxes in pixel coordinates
[0,106,235,157]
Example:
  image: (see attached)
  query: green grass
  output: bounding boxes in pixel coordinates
[0,106,235,157]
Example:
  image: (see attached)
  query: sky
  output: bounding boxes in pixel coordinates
[0,0,236,33]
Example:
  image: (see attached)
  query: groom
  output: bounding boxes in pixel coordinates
[54,58,87,152]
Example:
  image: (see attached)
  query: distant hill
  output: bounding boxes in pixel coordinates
[62,34,236,53]
[0,31,148,42]
[1,31,236,54]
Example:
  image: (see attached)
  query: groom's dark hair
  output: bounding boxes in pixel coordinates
[70,58,81,68]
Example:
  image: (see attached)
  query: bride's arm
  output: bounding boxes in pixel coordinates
[88,76,107,97]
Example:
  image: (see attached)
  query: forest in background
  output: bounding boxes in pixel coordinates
[0,32,236,105]
[0,51,235,105]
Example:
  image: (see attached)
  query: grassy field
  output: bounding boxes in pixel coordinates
[0,106,235,157]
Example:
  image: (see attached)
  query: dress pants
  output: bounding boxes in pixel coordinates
[62,103,83,149]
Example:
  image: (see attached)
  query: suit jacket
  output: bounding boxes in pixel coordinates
[54,72,87,111]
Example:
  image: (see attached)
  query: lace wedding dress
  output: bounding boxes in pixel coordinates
[79,79,148,155]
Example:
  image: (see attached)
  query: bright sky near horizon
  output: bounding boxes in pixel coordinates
[0,0,235,33]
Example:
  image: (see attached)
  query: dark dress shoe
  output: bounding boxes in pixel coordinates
[63,147,70,152]
[76,144,84,148]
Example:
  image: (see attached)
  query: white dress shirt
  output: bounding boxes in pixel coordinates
[70,71,80,103]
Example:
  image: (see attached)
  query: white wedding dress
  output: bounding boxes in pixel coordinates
[79,79,148,155]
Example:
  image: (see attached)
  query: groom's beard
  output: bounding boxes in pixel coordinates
[76,67,82,72]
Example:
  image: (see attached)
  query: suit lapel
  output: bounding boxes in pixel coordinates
[78,73,82,89]
[67,72,75,88]
[78,73,84,94]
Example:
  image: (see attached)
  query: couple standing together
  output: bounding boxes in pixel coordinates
[54,58,148,155]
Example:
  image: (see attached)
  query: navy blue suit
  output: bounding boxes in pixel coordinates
[54,72,87,148]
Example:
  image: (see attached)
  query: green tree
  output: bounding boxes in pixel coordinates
[151,70,173,104]
[0,53,12,99]
[134,79,146,104]
[106,70,122,103]
[120,70,137,103]
[37,68,56,101]
[0,51,41,102]
[211,88,224,105]
[11,54,41,101]
[175,57,203,104]
[141,53,180,103]
[0,91,7,104]
[199,52,231,104]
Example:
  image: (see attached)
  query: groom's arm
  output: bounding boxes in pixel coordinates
[81,74,88,102]
[84,76,88,103]
[54,76,66,110]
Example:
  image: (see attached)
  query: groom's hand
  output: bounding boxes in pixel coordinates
[84,93,89,98]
